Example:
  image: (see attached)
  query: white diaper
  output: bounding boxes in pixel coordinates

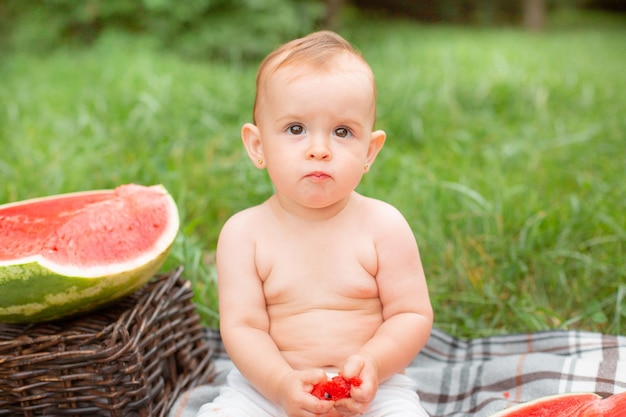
[197,368,429,416]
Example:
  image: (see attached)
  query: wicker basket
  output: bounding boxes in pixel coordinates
[0,267,215,417]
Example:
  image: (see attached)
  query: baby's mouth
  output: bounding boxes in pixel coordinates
[306,171,331,181]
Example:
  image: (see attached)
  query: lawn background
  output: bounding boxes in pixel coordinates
[1,9,624,337]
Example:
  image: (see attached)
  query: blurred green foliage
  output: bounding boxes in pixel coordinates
[1,0,621,60]
[0,0,325,61]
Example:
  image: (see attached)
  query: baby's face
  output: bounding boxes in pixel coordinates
[254,60,380,211]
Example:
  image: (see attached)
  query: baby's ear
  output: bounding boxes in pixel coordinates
[241,123,265,168]
[365,129,386,168]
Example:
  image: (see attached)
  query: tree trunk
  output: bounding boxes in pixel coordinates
[523,0,546,31]
[324,0,346,31]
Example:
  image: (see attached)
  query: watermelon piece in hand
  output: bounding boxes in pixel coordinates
[312,375,362,401]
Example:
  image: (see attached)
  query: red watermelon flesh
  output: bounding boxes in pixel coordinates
[0,184,174,274]
[311,375,362,401]
[489,391,626,417]
[582,391,626,417]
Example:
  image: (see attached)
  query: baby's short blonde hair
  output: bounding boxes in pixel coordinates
[253,30,375,123]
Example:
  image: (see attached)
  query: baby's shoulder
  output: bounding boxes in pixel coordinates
[358,194,405,219]
[356,194,412,232]
[221,202,270,233]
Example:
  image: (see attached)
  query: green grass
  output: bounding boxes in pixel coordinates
[1,11,624,337]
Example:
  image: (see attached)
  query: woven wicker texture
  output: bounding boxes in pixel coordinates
[0,267,215,416]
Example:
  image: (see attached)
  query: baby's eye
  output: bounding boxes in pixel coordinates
[287,124,305,135]
[334,127,352,138]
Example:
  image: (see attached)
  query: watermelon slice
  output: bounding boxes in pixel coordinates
[0,184,179,323]
[489,391,626,417]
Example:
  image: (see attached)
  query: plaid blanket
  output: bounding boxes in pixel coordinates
[169,328,626,417]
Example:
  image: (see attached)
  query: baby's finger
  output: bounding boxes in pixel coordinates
[305,397,335,415]
[334,397,369,415]
[341,359,364,379]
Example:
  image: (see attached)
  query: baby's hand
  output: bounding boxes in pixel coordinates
[276,369,335,417]
[333,354,379,415]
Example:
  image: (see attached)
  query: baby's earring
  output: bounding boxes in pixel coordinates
[364,163,370,171]
[257,159,263,166]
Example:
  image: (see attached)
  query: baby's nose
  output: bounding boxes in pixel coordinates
[307,135,332,160]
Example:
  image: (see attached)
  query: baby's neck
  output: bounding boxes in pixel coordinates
[269,192,360,223]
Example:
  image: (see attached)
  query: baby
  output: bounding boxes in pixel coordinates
[199,30,433,417]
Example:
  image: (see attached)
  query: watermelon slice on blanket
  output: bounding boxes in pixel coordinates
[489,391,626,416]
[0,184,179,323]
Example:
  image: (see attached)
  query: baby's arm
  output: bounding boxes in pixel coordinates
[339,202,433,411]
[216,210,334,416]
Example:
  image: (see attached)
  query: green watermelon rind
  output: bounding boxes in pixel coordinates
[0,248,170,323]
[0,184,180,324]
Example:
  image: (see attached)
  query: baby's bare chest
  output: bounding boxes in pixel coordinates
[256,231,380,305]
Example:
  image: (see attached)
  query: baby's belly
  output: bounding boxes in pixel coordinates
[268,306,383,369]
